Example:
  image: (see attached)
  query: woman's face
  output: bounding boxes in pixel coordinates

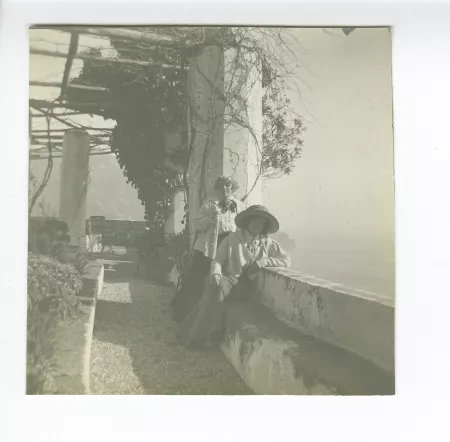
[247,216,267,236]
[218,182,233,199]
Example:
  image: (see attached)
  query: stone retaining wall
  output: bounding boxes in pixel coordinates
[51,260,104,394]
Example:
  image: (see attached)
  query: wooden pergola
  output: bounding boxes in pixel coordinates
[29,26,193,161]
[29,25,257,247]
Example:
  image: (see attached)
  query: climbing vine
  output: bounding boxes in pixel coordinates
[68,27,328,232]
[70,43,188,228]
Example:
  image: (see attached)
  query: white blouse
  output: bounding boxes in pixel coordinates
[193,196,246,256]
[211,229,291,279]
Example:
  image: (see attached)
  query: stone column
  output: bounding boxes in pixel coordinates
[164,189,186,236]
[223,48,263,206]
[58,129,90,247]
[187,45,225,249]
[187,43,263,249]
[163,131,187,236]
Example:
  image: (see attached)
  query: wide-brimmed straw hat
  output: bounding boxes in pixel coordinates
[235,205,280,234]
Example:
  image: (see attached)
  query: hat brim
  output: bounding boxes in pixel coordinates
[235,208,280,234]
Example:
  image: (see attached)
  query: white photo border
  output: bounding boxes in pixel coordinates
[1,1,449,441]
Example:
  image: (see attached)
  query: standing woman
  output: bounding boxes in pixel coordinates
[170,176,246,323]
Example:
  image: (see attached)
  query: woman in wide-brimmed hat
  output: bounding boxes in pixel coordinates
[170,175,246,323]
[179,205,291,349]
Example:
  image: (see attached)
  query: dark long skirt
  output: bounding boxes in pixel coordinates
[170,233,230,323]
[178,272,251,349]
[170,250,211,323]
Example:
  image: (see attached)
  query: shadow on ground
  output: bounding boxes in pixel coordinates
[94,248,139,284]
[90,248,252,395]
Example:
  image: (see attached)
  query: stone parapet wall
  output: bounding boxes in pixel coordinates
[89,217,147,234]
[221,298,394,395]
[253,268,395,373]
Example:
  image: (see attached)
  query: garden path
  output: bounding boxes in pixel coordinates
[90,248,252,395]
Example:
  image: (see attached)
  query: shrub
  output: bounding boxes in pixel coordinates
[28,218,71,256]
[54,245,89,274]
[28,217,90,273]
[135,230,189,286]
[26,254,83,394]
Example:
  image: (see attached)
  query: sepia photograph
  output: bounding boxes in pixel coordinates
[27,25,395,396]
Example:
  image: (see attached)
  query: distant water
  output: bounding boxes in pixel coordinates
[288,247,395,299]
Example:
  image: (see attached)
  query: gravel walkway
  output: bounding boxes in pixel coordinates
[90,249,252,395]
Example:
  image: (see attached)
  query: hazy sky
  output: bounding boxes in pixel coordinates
[262,28,395,296]
[264,28,394,245]
[29,28,395,296]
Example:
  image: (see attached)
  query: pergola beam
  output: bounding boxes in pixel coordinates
[30,98,105,109]
[30,143,63,149]
[30,150,113,160]
[31,111,86,117]
[30,142,63,149]
[30,80,109,93]
[30,47,186,71]
[32,134,109,140]
[52,26,182,48]
[60,32,79,98]
[30,99,113,116]
[31,106,115,134]
[31,128,112,133]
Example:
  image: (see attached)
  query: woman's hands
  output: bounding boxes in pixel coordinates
[211,260,262,288]
[212,205,220,223]
[243,260,262,280]
[211,273,222,286]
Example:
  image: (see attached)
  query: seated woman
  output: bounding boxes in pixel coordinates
[179,205,291,349]
[170,175,246,323]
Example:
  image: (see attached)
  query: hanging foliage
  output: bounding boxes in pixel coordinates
[70,45,188,228]
[69,27,309,230]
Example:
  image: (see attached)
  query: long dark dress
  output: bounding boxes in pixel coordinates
[170,233,229,323]
[178,271,251,348]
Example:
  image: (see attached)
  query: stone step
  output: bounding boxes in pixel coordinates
[221,298,395,395]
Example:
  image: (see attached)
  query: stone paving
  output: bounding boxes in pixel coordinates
[90,248,252,395]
